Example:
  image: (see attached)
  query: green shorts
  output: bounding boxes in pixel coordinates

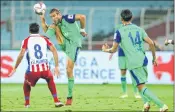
[59,38,80,62]
[129,66,148,86]
[118,56,127,69]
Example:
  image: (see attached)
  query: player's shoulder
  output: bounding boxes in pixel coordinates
[22,36,30,42]
[62,14,75,23]
[132,24,143,30]
[40,35,50,39]
[115,24,124,31]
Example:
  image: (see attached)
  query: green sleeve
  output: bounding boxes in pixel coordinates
[46,28,56,38]
[115,24,122,31]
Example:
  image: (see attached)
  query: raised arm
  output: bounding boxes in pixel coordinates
[75,14,87,37]
[75,14,86,29]
[40,11,48,32]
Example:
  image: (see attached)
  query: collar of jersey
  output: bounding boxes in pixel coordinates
[60,15,66,24]
[30,34,40,36]
[123,23,132,26]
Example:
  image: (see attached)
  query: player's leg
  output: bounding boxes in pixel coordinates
[23,79,31,108]
[23,72,39,107]
[66,56,75,105]
[130,67,168,111]
[138,84,168,112]
[65,41,80,105]
[46,24,64,45]
[120,69,128,98]
[118,57,128,98]
[132,83,141,99]
[42,70,64,107]
[130,68,151,111]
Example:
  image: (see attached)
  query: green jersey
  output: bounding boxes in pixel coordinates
[115,24,124,31]
[115,24,125,57]
[57,14,83,47]
[114,23,148,70]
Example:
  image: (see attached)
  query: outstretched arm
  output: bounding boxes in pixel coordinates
[102,30,120,53]
[40,11,48,32]
[75,14,87,37]
[75,14,86,29]
[8,48,26,77]
[14,48,26,69]
[102,42,118,53]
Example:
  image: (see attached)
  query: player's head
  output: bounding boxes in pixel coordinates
[120,9,132,23]
[50,8,62,24]
[29,23,39,34]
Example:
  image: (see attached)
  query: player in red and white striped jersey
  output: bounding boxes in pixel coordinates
[9,23,64,108]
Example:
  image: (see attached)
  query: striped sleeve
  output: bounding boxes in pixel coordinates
[44,37,53,47]
[21,38,28,49]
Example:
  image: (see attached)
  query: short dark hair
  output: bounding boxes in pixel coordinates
[120,9,132,21]
[29,23,39,34]
[50,8,60,14]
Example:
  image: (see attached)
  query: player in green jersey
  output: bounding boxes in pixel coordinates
[102,9,168,111]
[109,24,141,99]
[39,8,87,105]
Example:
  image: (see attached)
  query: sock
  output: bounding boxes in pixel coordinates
[132,83,138,94]
[46,77,59,103]
[141,87,164,108]
[121,75,127,94]
[68,77,74,98]
[23,82,31,106]
[139,91,150,104]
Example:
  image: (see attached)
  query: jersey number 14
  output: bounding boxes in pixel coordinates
[128,31,142,51]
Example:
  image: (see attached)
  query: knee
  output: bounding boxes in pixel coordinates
[47,75,54,81]
[137,84,145,92]
[121,69,126,75]
[66,66,73,75]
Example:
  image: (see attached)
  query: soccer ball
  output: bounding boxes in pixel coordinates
[33,2,46,15]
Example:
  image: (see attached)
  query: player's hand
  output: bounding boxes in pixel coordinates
[8,68,16,77]
[39,10,45,18]
[152,58,158,66]
[102,43,110,52]
[54,67,60,78]
[80,32,87,37]
[109,53,114,61]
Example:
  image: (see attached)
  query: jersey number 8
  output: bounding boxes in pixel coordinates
[34,44,43,59]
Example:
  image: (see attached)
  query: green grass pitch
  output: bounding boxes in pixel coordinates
[1,84,174,111]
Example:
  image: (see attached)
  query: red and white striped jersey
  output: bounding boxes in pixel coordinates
[21,34,53,72]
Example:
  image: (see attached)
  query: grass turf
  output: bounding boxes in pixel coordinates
[1,84,174,111]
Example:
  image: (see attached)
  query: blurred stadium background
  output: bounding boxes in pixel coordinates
[1,0,174,111]
[1,1,174,50]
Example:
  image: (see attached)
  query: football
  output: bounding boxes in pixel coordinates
[33,2,46,15]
